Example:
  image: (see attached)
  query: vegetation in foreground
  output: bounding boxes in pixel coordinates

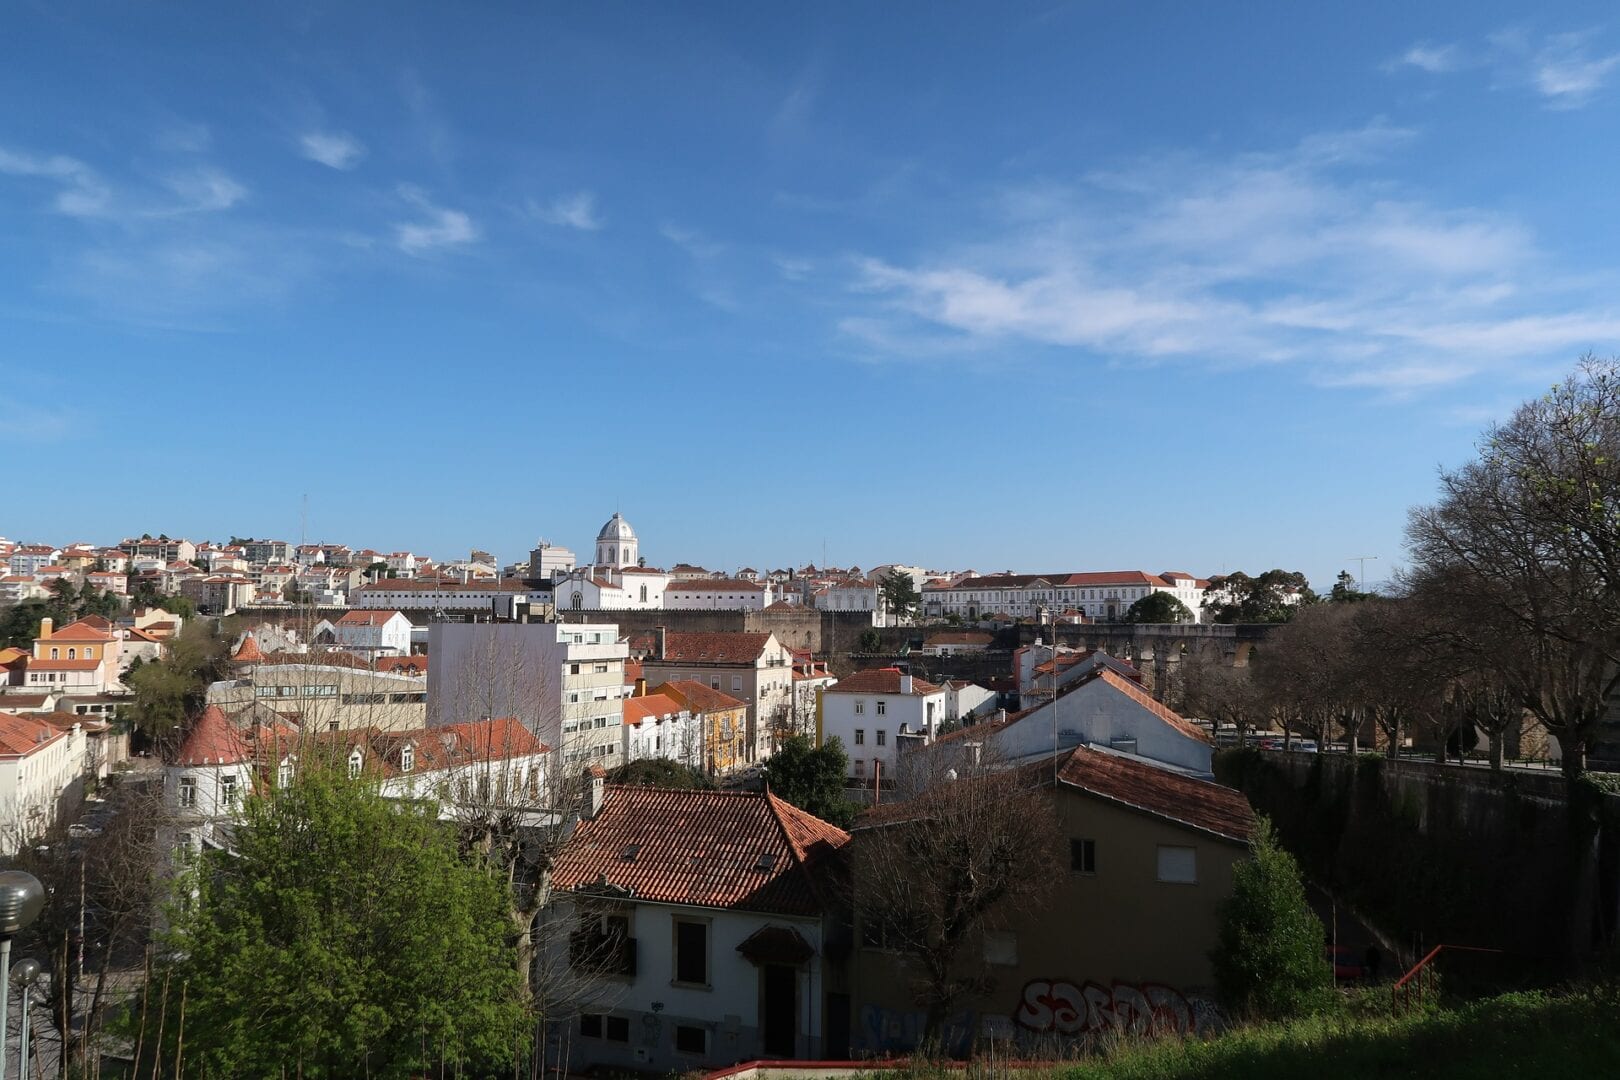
[870,986,1619,1080]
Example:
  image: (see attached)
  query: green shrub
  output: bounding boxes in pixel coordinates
[1210,817,1333,1021]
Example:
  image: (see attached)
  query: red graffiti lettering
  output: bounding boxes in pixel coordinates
[1013,979,1217,1038]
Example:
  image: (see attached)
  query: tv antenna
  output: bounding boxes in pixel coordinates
[1346,555,1378,590]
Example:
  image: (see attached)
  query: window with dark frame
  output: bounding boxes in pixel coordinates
[674,918,708,985]
[675,1024,707,1054]
[1071,838,1096,873]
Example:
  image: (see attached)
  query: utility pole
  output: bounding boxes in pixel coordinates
[1346,555,1378,590]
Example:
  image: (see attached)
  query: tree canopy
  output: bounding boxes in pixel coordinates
[134,766,525,1079]
[1210,818,1333,1020]
[121,619,231,739]
[762,734,855,826]
[1125,591,1194,623]
[879,569,921,623]
[1203,570,1316,623]
[608,757,715,790]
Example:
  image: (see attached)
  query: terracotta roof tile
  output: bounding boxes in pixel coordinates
[823,668,942,696]
[174,705,252,766]
[0,711,66,756]
[623,693,687,726]
[231,634,265,662]
[650,632,773,665]
[551,786,849,916]
[658,680,747,715]
[1051,746,1253,843]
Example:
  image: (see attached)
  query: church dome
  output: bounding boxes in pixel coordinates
[597,513,637,543]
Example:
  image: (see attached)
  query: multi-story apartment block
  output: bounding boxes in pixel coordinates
[119,537,197,565]
[641,630,794,761]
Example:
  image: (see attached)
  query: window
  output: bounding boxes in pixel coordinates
[674,1025,707,1055]
[595,663,608,674]
[348,750,363,779]
[401,746,414,773]
[49,648,58,659]
[673,918,709,985]
[220,774,239,809]
[731,676,743,692]
[876,700,887,715]
[854,729,865,745]
[1157,845,1197,884]
[853,759,865,777]
[278,760,294,788]
[177,776,196,808]
[854,701,865,715]
[710,677,720,690]
[876,730,886,746]
[570,663,581,675]
[983,930,1019,966]
[67,648,76,660]
[1071,838,1096,874]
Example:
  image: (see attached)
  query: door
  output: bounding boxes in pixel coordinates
[762,964,797,1058]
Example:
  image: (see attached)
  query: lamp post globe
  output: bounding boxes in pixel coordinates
[0,874,44,938]
[7,961,38,987]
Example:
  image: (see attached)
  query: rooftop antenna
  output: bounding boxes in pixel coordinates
[1347,555,1378,590]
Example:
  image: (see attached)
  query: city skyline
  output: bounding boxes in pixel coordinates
[7,4,1620,587]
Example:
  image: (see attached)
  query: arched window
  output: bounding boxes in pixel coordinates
[571,592,584,610]
[67,648,76,660]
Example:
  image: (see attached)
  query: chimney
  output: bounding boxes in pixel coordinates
[584,766,605,818]
[38,617,52,641]
[634,677,648,698]
[655,625,667,660]
[900,674,913,695]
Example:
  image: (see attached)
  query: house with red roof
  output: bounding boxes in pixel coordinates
[621,691,701,770]
[641,631,795,763]
[817,668,947,786]
[847,744,1254,1054]
[314,608,412,657]
[0,709,88,854]
[544,780,853,1070]
[23,616,124,694]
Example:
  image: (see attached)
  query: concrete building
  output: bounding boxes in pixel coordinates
[658,680,750,775]
[427,621,628,766]
[207,655,429,733]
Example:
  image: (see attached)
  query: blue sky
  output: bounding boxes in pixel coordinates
[5,2,1620,588]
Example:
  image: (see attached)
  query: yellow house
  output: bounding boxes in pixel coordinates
[658,679,749,775]
[27,617,124,694]
[848,745,1256,1055]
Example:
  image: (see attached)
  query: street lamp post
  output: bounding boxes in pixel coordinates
[0,872,46,1080]
[8,962,39,1080]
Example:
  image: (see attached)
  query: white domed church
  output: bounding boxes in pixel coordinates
[554,512,669,610]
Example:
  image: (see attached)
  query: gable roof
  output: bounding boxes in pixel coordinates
[40,620,115,644]
[550,786,850,916]
[1090,668,1210,743]
[649,632,773,665]
[0,711,66,757]
[231,634,265,663]
[658,680,748,715]
[823,668,942,696]
[1050,745,1254,843]
[623,692,687,727]
[335,609,405,626]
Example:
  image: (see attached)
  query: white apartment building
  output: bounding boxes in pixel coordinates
[923,571,1209,623]
[318,609,413,657]
[0,711,87,855]
[427,621,629,767]
[817,668,947,783]
[7,547,60,577]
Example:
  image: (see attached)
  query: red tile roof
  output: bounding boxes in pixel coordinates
[40,620,115,643]
[658,680,747,715]
[1051,745,1254,843]
[623,692,686,726]
[551,786,850,916]
[0,711,65,757]
[231,634,265,663]
[1092,668,1210,744]
[175,705,252,766]
[649,632,773,665]
[823,668,942,696]
[335,609,405,626]
[373,655,429,675]
[27,658,102,672]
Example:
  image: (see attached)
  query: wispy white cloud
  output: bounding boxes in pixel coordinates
[528,191,602,230]
[1531,32,1620,107]
[660,222,723,260]
[160,168,248,214]
[1395,44,1463,74]
[836,123,1620,394]
[394,184,478,254]
[1394,27,1620,109]
[0,147,111,217]
[299,130,366,170]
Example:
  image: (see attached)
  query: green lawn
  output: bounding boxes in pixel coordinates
[1065,988,1620,1080]
[877,988,1620,1080]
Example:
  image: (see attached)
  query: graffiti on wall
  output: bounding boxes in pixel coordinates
[858,1004,976,1057]
[1014,979,1221,1038]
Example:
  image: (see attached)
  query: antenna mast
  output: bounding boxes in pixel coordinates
[1346,555,1378,590]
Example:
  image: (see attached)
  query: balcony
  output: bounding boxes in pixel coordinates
[569,930,637,977]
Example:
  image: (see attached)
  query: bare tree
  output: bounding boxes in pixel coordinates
[849,753,1064,1046]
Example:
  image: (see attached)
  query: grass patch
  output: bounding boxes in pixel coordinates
[868,986,1620,1080]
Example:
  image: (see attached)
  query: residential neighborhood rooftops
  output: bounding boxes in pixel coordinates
[0,711,67,757]
[658,680,747,714]
[551,786,850,916]
[335,609,406,626]
[1047,745,1254,843]
[651,631,774,665]
[623,693,686,726]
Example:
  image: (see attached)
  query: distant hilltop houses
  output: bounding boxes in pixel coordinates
[0,522,1234,625]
